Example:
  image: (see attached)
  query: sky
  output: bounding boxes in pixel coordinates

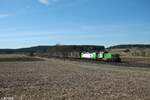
[0,0,150,48]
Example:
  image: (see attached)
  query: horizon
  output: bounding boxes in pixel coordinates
[0,0,150,48]
[0,43,150,49]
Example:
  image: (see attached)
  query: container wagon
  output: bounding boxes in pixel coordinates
[80,52,121,62]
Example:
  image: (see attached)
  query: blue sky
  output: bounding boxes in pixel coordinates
[0,0,150,48]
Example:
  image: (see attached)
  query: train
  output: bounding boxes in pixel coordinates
[80,52,121,62]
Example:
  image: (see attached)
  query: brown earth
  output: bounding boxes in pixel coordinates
[0,57,150,100]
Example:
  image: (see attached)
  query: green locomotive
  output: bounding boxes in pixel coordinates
[80,52,121,62]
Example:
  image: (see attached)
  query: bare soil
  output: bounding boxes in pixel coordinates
[0,57,150,100]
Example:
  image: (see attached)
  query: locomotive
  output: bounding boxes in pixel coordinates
[80,52,121,62]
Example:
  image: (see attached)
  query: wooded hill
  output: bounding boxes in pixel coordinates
[108,44,150,57]
[108,44,150,49]
[0,45,105,54]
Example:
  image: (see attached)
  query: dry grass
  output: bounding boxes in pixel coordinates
[109,48,150,57]
[110,48,150,64]
[0,54,27,58]
[0,57,150,100]
[0,54,44,62]
[121,56,150,64]
[0,57,44,62]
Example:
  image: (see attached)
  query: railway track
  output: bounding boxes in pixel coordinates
[48,57,150,68]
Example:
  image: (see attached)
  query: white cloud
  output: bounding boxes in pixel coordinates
[39,0,49,5]
[0,14,12,18]
[38,0,59,5]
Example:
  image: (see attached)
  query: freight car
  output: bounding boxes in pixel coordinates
[80,52,121,62]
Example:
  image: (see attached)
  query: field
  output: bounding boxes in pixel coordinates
[0,55,150,100]
[109,48,150,64]
[0,54,44,62]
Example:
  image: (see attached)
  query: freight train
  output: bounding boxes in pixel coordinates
[80,52,121,62]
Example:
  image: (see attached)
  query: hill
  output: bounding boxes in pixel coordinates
[108,44,150,57]
[0,46,50,54]
[108,44,150,49]
[0,45,105,58]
